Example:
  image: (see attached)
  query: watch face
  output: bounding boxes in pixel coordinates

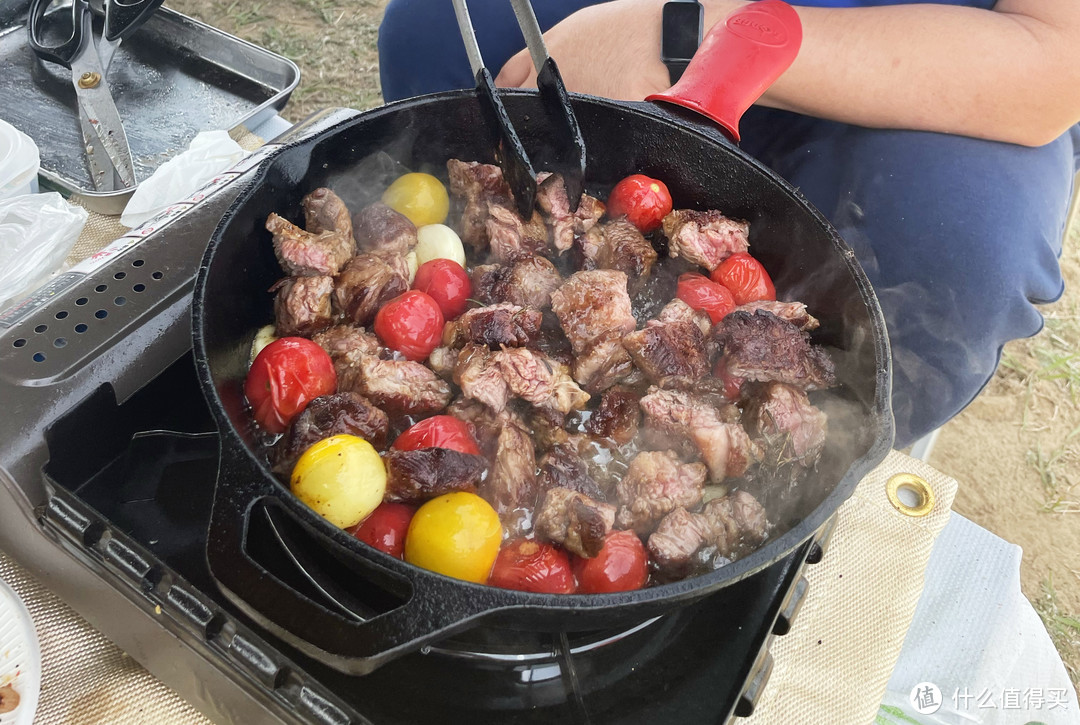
[662,2,703,63]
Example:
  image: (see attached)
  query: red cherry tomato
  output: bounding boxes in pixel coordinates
[349,502,416,559]
[573,530,649,594]
[489,539,576,594]
[391,415,481,455]
[374,290,445,361]
[244,337,337,435]
[676,273,737,324]
[413,258,472,321]
[606,174,673,233]
[711,252,776,305]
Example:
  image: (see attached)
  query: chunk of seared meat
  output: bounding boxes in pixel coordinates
[427,345,458,380]
[742,381,828,468]
[272,275,333,337]
[537,443,605,501]
[734,300,820,331]
[551,270,637,356]
[312,324,382,361]
[271,392,389,476]
[577,219,657,293]
[615,450,707,534]
[623,319,709,383]
[302,187,353,238]
[332,254,410,326]
[572,331,637,393]
[584,389,641,445]
[534,487,616,559]
[352,202,418,258]
[714,310,836,390]
[267,213,353,277]
[661,209,749,272]
[480,418,538,519]
[446,396,502,458]
[454,343,511,413]
[647,491,769,575]
[535,172,606,253]
[383,448,487,503]
[496,347,590,414]
[640,387,761,482]
[336,351,452,417]
[447,158,514,251]
[471,257,562,309]
[657,298,712,336]
[443,303,543,349]
[486,204,550,265]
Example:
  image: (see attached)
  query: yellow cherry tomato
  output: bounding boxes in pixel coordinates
[405,492,503,583]
[382,172,449,227]
[290,435,386,529]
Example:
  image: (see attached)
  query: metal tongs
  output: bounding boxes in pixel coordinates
[451,0,587,219]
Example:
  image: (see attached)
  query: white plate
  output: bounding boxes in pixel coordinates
[0,576,40,725]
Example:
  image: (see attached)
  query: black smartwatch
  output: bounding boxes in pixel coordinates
[661,0,704,85]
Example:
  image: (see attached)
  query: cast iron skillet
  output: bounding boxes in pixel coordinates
[193,1,893,675]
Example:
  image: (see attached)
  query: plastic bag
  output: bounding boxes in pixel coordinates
[0,192,87,311]
[120,129,247,228]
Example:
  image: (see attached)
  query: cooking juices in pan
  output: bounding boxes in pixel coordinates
[247,158,838,595]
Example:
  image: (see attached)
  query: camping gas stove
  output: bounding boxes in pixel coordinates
[0,109,828,725]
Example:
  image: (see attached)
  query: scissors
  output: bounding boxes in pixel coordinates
[27,0,162,191]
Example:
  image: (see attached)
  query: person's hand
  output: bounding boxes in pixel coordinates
[494,0,671,101]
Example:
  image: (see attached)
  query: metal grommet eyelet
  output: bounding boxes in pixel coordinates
[886,473,935,517]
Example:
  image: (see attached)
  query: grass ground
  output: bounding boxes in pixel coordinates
[164,0,1080,686]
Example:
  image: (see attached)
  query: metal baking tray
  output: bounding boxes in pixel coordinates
[0,6,299,215]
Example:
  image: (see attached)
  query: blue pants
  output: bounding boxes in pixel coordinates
[378,0,1080,449]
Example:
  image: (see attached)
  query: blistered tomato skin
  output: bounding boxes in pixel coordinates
[374,290,445,361]
[676,273,737,324]
[382,173,450,227]
[573,530,649,594]
[606,174,673,233]
[489,539,576,594]
[350,502,416,559]
[290,434,387,529]
[405,492,503,583]
[413,258,472,320]
[711,252,776,305]
[244,337,337,434]
[392,415,481,455]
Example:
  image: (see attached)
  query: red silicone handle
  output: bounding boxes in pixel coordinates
[646,0,802,142]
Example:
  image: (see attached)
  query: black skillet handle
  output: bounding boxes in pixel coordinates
[205,433,505,675]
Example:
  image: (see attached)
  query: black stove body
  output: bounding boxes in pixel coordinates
[0,111,827,725]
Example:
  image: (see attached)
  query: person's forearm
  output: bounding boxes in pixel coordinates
[704,0,1080,146]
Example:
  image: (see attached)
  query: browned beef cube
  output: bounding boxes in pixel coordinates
[336,351,452,417]
[486,204,550,265]
[471,256,563,309]
[584,389,641,445]
[647,490,769,575]
[535,172,606,253]
[534,487,616,559]
[537,443,605,502]
[661,209,749,272]
[657,298,712,336]
[571,331,636,393]
[551,270,637,356]
[623,319,709,383]
[332,254,409,326]
[272,275,333,337]
[267,213,353,277]
[352,202,418,258]
[645,507,710,575]
[427,345,458,380]
[302,187,353,238]
[271,392,389,476]
[444,303,543,349]
[312,324,382,361]
[615,450,707,534]
[383,448,487,503]
[447,159,514,251]
[639,387,761,482]
[479,419,538,519]
[454,343,511,413]
[496,347,590,414]
[742,381,829,467]
[578,219,657,293]
[734,300,820,331]
[714,310,836,390]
